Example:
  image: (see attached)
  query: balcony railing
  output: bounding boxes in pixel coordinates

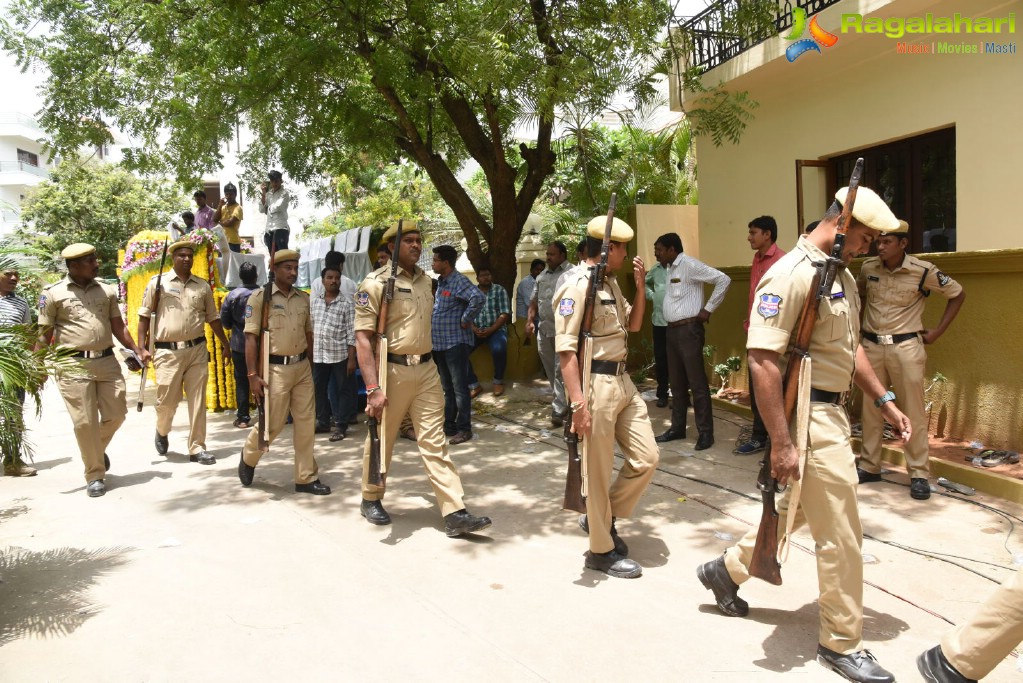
[671,0,844,71]
[0,112,44,131]
[0,161,48,178]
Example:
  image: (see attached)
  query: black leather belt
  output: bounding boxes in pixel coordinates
[591,359,627,376]
[862,331,919,345]
[155,335,206,350]
[809,388,844,405]
[667,317,700,328]
[387,352,431,366]
[269,351,307,365]
[72,347,114,359]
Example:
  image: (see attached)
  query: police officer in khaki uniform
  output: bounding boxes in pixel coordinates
[554,216,659,579]
[237,249,330,495]
[354,222,492,537]
[918,568,1023,681]
[138,241,230,465]
[37,243,151,497]
[696,187,912,683]
[855,220,965,500]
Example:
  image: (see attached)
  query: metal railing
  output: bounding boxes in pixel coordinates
[0,161,48,178]
[671,0,844,71]
[0,112,44,132]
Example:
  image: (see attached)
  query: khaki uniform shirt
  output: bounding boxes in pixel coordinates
[138,271,218,342]
[243,284,312,356]
[532,260,571,337]
[37,277,120,352]
[747,236,860,393]
[553,264,631,363]
[857,254,963,335]
[354,265,434,356]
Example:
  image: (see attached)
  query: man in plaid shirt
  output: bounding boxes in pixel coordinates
[466,266,511,397]
[431,245,484,445]
[311,265,357,441]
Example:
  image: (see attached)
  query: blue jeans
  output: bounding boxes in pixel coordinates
[467,327,508,389]
[433,344,472,435]
[231,350,250,421]
[313,361,357,428]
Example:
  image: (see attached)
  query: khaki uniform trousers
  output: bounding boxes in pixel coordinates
[537,331,566,416]
[361,361,465,517]
[942,567,1023,679]
[154,344,209,454]
[859,336,929,478]
[56,355,127,483]
[584,373,659,554]
[241,362,319,484]
[724,403,864,654]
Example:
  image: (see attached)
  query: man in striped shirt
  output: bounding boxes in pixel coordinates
[311,265,357,441]
[654,233,731,451]
[0,266,35,476]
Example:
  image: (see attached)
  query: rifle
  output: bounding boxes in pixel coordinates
[563,193,617,513]
[256,244,278,452]
[367,220,402,486]
[749,158,864,585]
[136,236,169,411]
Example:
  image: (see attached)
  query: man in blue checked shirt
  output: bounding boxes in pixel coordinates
[466,266,511,398]
[431,245,484,445]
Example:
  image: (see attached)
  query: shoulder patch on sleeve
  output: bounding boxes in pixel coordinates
[757,293,782,319]
[38,294,47,310]
[558,298,575,316]
[244,305,253,319]
[935,271,951,287]
[356,291,370,307]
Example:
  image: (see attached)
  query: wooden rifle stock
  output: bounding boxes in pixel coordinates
[563,194,616,513]
[749,158,864,584]
[367,220,402,486]
[136,237,169,411]
[256,244,278,452]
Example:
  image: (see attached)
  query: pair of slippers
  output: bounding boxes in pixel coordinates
[966,449,1021,468]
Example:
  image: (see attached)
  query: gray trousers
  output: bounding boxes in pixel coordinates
[537,330,566,415]
[667,321,714,437]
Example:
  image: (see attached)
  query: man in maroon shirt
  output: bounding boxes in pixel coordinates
[734,215,785,455]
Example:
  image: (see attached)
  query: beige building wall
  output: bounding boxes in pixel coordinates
[681,0,1023,267]
[631,204,701,264]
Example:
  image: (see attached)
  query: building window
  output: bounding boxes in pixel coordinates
[17,149,39,167]
[830,127,956,253]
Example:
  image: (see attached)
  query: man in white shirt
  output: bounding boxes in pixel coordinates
[516,259,544,320]
[259,170,291,252]
[654,232,731,450]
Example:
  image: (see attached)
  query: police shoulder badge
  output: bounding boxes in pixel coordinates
[558,298,575,316]
[936,271,951,287]
[356,291,370,307]
[244,304,253,319]
[757,293,782,319]
[38,294,47,311]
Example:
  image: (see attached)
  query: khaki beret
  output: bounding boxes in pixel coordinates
[382,220,420,242]
[61,243,96,260]
[169,240,195,254]
[273,249,300,264]
[881,219,910,236]
[834,186,899,233]
[585,216,634,243]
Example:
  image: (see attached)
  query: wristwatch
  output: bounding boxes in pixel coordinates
[874,390,896,408]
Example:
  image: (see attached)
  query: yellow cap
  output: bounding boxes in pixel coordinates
[585,216,634,243]
[61,243,96,260]
[273,249,300,264]
[834,186,899,233]
[169,240,195,254]
[382,220,420,242]
[881,219,910,236]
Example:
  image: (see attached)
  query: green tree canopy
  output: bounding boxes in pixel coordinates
[18,161,185,277]
[2,0,669,291]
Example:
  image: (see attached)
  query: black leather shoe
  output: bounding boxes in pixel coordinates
[911,477,932,500]
[314,422,331,434]
[551,412,564,428]
[857,467,883,484]
[360,499,391,525]
[656,396,668,408]
[104,453,111,472]
[584,550,642,578]
[444,509,492,537]
[295,479,331,495]
[697,555,749,617]
[655,428,685,443]
[917,645,974,683]
[816,645,894,683]
[87,479,106,498]
[238,454,255,486]
[695,433,714,450]
[578,514,628,556]
[190,451,216,465]
[155,431,169,455]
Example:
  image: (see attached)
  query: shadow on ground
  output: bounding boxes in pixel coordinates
[0,545,134,646]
